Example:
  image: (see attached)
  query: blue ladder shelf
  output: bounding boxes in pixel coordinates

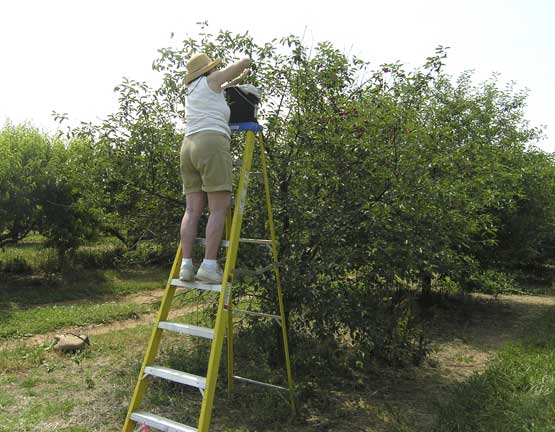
[229,122,262,132]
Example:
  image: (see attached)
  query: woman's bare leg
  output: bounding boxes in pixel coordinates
[180,192,206,258]
[204,191,231,260]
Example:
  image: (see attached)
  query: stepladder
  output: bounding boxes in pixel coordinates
[122,122,295,432]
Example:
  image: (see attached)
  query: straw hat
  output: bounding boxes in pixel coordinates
[184,53,222,85]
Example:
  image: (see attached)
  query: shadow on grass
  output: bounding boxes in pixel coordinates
[0,269,108,306]
[419,289,555,354]
[0,266,167,318]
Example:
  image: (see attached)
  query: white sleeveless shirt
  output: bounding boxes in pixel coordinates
[185,76,231,138]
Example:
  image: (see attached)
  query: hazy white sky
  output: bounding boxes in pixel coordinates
[1,0,553,151]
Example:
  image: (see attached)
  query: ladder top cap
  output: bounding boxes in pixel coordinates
[229,122,263,132]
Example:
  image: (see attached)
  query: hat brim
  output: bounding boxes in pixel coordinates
[184,58,222,85]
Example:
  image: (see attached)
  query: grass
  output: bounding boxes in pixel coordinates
[432,310,555,431]
[0,233,126,272]
[0,234,168,307]
[0,233,47,269]
[0,325,148,430]
[0,268,166,339]
[0,235,169,339]
[0,266,167,306]
[0,393,15,410]
[0,302,155,339]
[2,293,554,431]
[0,306,300,431]
[0,395,77,432]
[3,236,555,430]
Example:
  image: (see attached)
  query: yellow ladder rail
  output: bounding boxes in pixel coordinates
[258,132,296,412]
[197,129,256,431]
[122,246,183,432]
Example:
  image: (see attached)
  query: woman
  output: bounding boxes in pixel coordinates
[179,53,251,283]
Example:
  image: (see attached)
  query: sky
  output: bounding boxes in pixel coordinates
[1,0,554,151]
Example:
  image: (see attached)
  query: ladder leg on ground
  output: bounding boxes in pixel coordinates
[122,124,295,432]
[122,246,183,432]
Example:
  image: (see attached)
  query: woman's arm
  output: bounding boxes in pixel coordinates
[221,69,249,89]
[207,57,251,92]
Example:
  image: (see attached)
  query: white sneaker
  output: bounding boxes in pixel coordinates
[179,263,195,281]
[195,264,223,284]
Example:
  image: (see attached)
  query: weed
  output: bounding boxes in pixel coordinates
[85,376,95,390]
[20,377,39,388]
[0,393,15,410]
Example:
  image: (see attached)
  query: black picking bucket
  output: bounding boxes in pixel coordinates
[225,86,259,123]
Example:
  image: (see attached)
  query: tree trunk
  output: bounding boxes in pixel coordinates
[420,271,433,306]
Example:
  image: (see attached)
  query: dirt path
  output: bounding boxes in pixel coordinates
[355,292,555,431]
[0,288,209,351]
[432,293,555,379]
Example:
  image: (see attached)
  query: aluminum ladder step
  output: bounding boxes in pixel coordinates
[171,279,230,293]
[232,308,282,324]
[196,237,273,248]
[158,321,214,339]
[233,375,289,392]
[144,366,206,390]
[130,411,197,432]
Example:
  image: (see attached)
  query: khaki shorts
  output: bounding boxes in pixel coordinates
[180,130,232,194]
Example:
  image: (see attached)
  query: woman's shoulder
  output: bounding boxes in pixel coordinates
[189,76,205,86]
[187,76,207,92]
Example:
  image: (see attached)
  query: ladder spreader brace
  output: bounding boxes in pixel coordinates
[122,123,295,432]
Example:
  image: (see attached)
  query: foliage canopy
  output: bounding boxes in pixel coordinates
[3,25,553,365]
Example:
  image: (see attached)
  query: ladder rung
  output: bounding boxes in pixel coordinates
[195,237,225,247]
[238,238,273,245]
[232,308,281,322]
[130,411,197,432]
[158,321,214,339]
[196,237,273,248]
[233,375,289,392]
[144,366,206,390]
[171,279,229,293]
